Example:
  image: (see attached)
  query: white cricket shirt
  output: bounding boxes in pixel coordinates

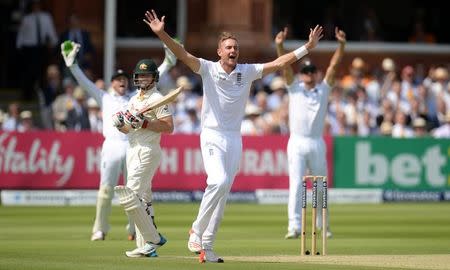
[197,59,263,132]
[287,79,331,138]
[126,87,172,146]
[70,65,129,141]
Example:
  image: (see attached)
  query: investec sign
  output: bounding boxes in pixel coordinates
[334,137,450,190]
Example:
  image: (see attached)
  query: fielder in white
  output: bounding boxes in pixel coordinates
[144,9,323,263]
[112,58,174,258]
[61,41,176,242]
[274,27,346,239]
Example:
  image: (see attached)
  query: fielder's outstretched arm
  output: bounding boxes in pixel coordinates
[324,27,346,87]
[275,27,295,85]
[144,9,200,73]
[262,25,323,77]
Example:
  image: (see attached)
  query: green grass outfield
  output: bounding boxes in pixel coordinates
[1,203,449,270]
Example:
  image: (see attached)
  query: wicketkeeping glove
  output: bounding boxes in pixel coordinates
[112,111,125,128]
[163,40,180,68]
[60,41,80,67]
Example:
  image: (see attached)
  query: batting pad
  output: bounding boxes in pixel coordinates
[114,186,160,244]
[92,185,113,233]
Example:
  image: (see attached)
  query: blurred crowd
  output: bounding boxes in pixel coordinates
[1,56,450,139]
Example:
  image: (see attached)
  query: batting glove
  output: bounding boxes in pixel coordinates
[60,41,80,67]
[112,111,125,128]
[123,110,148,129]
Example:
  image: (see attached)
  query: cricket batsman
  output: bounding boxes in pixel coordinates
[113,58,174,257]
[61,41,176,243]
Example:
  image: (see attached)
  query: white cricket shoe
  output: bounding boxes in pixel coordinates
[139,234,167,256]
[125,247,154,258]
[91,231,105,241]
[199,249,224,263]
[188,229,202,254]
[326,231,333,238]
[284,230,301,239]
[125,234,166,258]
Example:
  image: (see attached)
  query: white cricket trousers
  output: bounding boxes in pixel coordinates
[126,143,161,203]
[100,139,128,187]
[92,139,128,234]
[287,135,329,232]
[192,128,242,250]
[126,143,162,248]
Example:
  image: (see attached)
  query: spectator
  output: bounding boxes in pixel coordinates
[357,110,377,136]
[17,110,36,132]
[417,84,437,119]
[16,0,57,100]
[177,107,201,134]
[38,64,62,129]
[400,65,417,101]
[340,57,371,92]
[254,91,269,114]
[52,78,76,131]
[66,86,90,131]
[241,103,263,135]
[412,117,428,137]
[359,7,382,41]
[409,20,436,44]
[87,97,102,133]
[267,76,286,112]
[2,102,21,131]
[430,67,449,98]
[392,110,413,138]
[432,112,450,138]
[366,57,396,104]
[435,98,447,126]
[386,79,411,113]
[379,121,393,136]
[59,14,95,74]
[174,75,199,121]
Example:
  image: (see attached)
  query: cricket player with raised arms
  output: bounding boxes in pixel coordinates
[144,9,323,263]
[275,26,346,239]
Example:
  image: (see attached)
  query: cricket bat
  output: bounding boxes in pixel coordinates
[137,86,183,116]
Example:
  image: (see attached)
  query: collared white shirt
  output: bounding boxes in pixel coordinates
[16,12,57,48]
[287,79,331,138]
[127,87,172,146]
[70,65,130,141]
[197,59,263,132]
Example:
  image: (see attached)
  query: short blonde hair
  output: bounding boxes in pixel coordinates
[217,32,237,48]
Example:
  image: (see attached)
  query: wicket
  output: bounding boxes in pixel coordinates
[300,175,328,256]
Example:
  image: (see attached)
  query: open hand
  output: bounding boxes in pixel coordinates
[275,27,288,45]
[306,25,324,50]
[143,9,165,34]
